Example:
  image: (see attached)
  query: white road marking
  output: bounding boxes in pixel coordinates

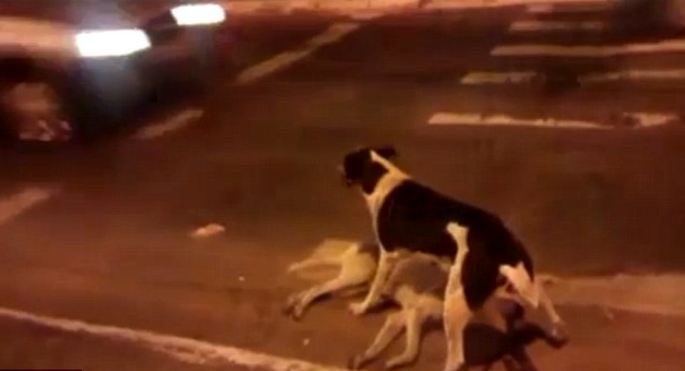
[235,22,359,85]
[526,1,612,14]
[428,112,678,129]
[349,11,384,20]
[509,20,605,32]
[133,108,204,140]
[0,306,346,371]
[579,68,685,83]
[461,71,540,84]
[428,112,609,129]
[424,0,613,11]
[492,38,685,57]
[623,113,679,128]
[0,187,57,226]
[462,68,685,85]
[544,274,685,317]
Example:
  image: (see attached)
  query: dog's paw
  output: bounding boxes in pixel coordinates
[282,296,305,320]
[548,324,570,349]
[384,358,407,370]
[348,302,369,316]
[348,355,368,370]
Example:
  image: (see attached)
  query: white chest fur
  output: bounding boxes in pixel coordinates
[363,152,408,248]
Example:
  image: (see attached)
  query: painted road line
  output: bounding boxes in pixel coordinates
[623,113,679,128]
[133,108,204,140]
[0,306,346,371]
[429,112,608,129]
[428,112,678,129]
[0,187,57,226]
[492,38,685,57]
[235,22,359,85]
[526,1,612,14]
[544,274,685,317]
[461,71,540,85]
[509,20,605,32]
[462,69,685,85]
[424,0,613,11]
[579,68,685,83]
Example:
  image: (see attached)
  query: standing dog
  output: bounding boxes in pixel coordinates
[340,147,565,371]
[349,253,566,371]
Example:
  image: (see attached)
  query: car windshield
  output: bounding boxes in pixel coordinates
[1,1,684,371]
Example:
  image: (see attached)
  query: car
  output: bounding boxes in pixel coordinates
[0,0,228,145]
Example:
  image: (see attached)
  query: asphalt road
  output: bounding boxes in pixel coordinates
[1,3,685,371]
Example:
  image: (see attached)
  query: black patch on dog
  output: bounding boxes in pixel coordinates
[375,180,534,310]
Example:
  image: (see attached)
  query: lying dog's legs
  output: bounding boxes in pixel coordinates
[349,250,398,316]
[385,308,423,369]
[349,311,406,369]
[285,278,346,319]
[287,255,341,273]
[285,243,377,320]
[286,271,368,319]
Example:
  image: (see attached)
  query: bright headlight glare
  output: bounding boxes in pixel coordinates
[75,29,151,58]
[171,3,226,26]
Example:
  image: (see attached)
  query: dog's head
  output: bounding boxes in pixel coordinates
[340,146,398,193]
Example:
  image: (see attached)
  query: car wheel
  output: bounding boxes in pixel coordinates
[1,80,75,144]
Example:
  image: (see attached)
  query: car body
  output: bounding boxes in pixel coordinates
[0,0,229,144]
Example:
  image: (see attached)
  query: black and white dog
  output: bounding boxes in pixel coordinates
[340,146,565,371]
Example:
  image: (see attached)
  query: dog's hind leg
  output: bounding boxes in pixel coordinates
[537,283,566,338]
[499,276,567,342]
[385,308,423,369]
[349,311,406,370]
[499,263,539,309]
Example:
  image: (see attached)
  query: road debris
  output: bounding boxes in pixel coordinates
[190,223,226,239]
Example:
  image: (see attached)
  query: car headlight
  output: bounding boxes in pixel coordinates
[171,3,226,26]
[75,29,151,58]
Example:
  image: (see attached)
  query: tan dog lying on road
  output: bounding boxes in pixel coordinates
[285,242,567,370]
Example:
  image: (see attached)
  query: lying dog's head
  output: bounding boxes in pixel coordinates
[340,146,398,193]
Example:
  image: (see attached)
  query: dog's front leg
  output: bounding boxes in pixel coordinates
[444,287,471,371]
[444,223,472,371]
[349,250,396,316]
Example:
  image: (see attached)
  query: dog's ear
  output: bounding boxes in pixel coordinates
[375,146,397,159]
